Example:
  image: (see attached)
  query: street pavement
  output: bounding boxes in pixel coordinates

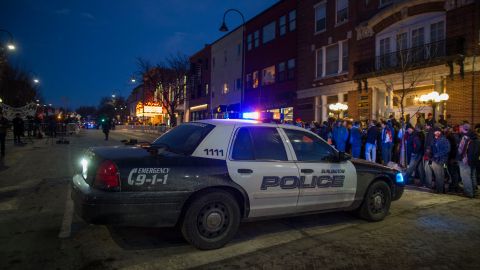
[0,129,479,270]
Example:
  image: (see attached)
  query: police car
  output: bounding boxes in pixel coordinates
[72,119,404,250]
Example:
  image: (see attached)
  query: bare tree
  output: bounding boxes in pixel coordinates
[0,63,41,107]
[136,53,189,127]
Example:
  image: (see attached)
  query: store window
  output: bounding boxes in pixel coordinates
[252,71,259,88]
[262,65,276,86]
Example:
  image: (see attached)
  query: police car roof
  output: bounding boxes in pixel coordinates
[194,119,309,131]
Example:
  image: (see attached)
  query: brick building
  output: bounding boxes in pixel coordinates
[295,0,480,125]
[243,0,298,121]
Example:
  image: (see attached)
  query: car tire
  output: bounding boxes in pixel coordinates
[181,190,241,250]
[358,181,391,222]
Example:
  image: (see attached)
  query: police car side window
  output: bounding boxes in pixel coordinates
[232,127,255,160]
[284,129,334,162]
[232,127,287,161]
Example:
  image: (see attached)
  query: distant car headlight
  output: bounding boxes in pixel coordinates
[81,158,88,179]
[396,173,404,184]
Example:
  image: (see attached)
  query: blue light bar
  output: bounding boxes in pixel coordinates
[242,112,260,120]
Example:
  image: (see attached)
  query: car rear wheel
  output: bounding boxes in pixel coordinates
[181,190,240,250]
[358,181,391,222]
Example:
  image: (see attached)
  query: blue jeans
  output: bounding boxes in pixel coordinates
[365,143,376,162]
[425,161,445,193]
[459,163,474,198]
[381,143,392,165]
[404,154,422,184]
[351,146,361,158]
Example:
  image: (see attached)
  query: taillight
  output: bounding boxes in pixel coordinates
[94,160,120,190]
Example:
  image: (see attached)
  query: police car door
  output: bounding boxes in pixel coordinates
[280,128,357,211]
[226,126,300,218]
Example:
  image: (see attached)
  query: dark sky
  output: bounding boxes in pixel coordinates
[1,0,278,109]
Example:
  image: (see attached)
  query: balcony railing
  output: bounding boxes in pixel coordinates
[354,37,465,77]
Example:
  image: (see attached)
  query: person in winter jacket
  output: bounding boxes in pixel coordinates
[404,124,424,185]
[381,120,394,165]
[12,113,24,145]
[365,121,379,162]
[332,120,348,155]
[425,127,451,193]
[349,121,362,158]
[457,124,479,198]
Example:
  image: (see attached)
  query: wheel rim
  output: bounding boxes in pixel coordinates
[197,202,229,239]
[368,189,386,214]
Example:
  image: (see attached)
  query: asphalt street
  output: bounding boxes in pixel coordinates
[0,128,479,270]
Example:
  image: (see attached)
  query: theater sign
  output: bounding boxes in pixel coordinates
[136,101,163,117]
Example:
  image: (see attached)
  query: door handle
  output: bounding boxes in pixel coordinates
[301,169,314,174]
[238,169,253,174]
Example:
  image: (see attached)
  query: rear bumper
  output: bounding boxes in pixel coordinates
[71,174,189,227]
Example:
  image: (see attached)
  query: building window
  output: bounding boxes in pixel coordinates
[254,31,260,48]
[315,2,326,33]
[289,10,296,31]
[287,58,295,80]
[247,34,252,51]
[411,27,425,62]
[336,0,348,24]
[342,41,348,72]
[262,65,276,86]
[279,15,286,36]
[236,78,242,90]
[263,21,276,44]
[326,44,339,76]
[278,62,286,82]
[246,73,252,89]
[430,21,445,56]
[316,49,323,78]
[252,71,259,88]
[223,83,229,94]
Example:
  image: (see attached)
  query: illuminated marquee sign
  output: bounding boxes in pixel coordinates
[136,101,164,117]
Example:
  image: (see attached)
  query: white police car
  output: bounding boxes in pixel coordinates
[72,119,404,250]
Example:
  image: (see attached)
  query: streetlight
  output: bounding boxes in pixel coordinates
[220,9,246,115]
[33,78,39,84]
[0,29,15,52]
[131,78,136,83]
[329,103,349,119]
[419,91,449,121]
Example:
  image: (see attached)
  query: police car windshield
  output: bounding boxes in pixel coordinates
[152,122,214,155]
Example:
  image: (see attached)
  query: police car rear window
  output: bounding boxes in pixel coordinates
[152,123,214,155]
[232,127,287,161]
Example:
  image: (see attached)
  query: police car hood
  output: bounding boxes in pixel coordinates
[350,158,399,173]
[90,146,150,160]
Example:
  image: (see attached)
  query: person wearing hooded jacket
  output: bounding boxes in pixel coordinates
[403,124,424,185]
[380,120,394,165]
[332,120,348,156]
[349,121,362,158]
[457,123,479,198]
[425,127,450,193]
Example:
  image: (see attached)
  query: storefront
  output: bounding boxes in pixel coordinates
[189,104,209,121]
[135,101,165,125]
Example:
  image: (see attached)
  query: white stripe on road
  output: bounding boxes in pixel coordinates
[58,186,74,238]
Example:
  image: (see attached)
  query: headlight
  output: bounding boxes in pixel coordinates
[396,173,404,184]
[80,158,88,179]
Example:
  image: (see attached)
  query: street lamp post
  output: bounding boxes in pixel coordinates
[220,9,246,115]
[329,103,348,119]
[419,91,449,121]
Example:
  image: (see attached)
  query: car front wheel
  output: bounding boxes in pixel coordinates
[181,190,241,250]
[358,181,391,222]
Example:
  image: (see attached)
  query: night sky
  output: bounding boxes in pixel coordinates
[1,0,278,109]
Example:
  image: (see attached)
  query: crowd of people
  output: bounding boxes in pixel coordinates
[295,113,479,198]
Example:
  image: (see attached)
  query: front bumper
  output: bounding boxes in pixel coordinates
[71,174,189,227]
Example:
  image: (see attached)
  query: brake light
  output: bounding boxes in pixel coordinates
[94,160,120,190]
